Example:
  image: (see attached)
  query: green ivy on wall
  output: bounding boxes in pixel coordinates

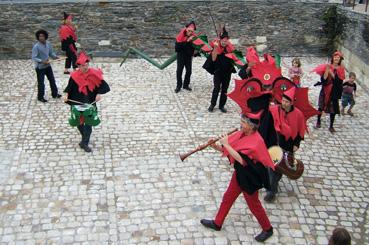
[321,5,347,54]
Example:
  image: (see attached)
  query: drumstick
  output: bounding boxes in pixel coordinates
[66,99,84,104]
[49,57,67,63]
[67,99,101,105]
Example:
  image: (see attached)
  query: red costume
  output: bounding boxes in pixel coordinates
[201,112,275,242]
[64,52,110,152]
[213,129,274,231]
[59,12,78,71]
[270,87,306,152]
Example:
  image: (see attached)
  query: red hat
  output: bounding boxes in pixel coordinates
[333,51,344,59]
[76,52,90,66]
[282,86,296,103]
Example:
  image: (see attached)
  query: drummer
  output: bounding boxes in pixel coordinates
[265,87,306,202]
[64,52,110,152]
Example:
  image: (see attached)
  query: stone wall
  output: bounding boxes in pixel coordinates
[0,1,335,59]
[338,7,369,91]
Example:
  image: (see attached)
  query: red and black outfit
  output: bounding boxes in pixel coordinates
[59,12,78,70]
[64,53,110,149]
[313,51,345,131]
[266,88,306,198]
[315,65,344,129]
[175,22,196,91]
[203,30,236,111]
[214,131,274,231]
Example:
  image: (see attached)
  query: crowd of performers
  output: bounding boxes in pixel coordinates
[174,21,357,242]
[30,15,357,242]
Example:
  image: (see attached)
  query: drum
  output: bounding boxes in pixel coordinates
[268,145,304,180]
[82,106,100,126]
[68,105,101,127]
[68,106,82,127]
[268,146,283,167]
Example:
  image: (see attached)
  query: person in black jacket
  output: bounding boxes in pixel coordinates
[64,52,110,152]
[175,21,196,93]
[204,28,236,113]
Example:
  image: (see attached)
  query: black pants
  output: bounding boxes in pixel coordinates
[35,66,58,100]
[176,53,192,89]
[210,71,231,108]
[267,168,282,194]
[77,124,92,145]
[65,46,77,69]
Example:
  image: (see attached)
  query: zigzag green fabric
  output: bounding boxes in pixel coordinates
[120,48,177,69]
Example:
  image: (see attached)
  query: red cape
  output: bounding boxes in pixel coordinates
[312,64,345,81]
[270,105,306,140]
[209,39,235,54]
[71,68,104,96]
[176,28,188,42]
[222,131,275,170]
[59,24,77,41]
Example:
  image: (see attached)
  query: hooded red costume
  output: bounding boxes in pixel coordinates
[204,111,274,237]
[59,12,78,70]
[64,52,110,105]
[269,87,306,148]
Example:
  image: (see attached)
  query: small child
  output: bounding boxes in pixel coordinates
[288,58,303,87]
[341,72,357,116]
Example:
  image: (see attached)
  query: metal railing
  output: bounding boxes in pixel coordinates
[343,0,369,12]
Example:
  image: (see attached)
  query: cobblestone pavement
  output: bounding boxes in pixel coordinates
[0,57,368,245]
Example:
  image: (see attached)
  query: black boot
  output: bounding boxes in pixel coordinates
[255,227,273,242]
[200,219,221,231]
[219,107,227,113]
[264,191,276,203]
[79,142,92,153]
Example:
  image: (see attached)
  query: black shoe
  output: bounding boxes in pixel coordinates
[219,107,227,113]
[175,88,181,93]
[183,86,192,91]
[255,227,273,242]
[38,98,48,103]
[264,192,276,203]
[64,71,70,74]
[200,219,221,231]
[208,105,214,112]
[79,142,92,153]
[52,94,62,98]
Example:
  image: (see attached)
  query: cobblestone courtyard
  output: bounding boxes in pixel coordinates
[0,57,368,244]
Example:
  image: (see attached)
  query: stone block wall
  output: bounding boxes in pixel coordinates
[338,7,369,91]
[0,1,334,59]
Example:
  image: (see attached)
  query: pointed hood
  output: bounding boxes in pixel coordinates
[76,51,90,66]
[63,12,72,21]
[283,86,296,103]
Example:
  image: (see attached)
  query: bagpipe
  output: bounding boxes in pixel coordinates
[67,99,100,127]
